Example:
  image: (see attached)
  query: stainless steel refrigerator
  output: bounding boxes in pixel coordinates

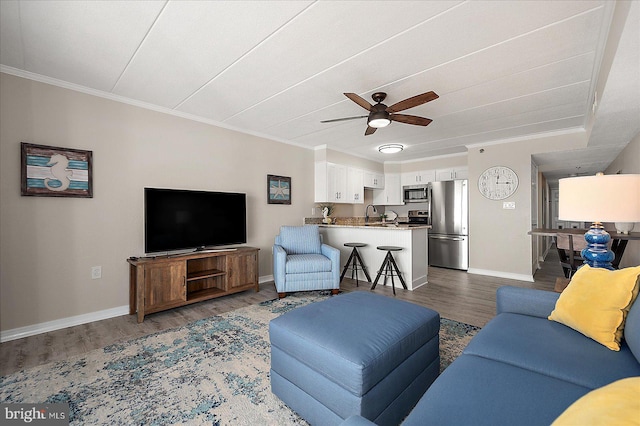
[428,180,469,270]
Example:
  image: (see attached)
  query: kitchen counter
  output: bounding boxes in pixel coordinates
[319,223,431,230]
[319,224,429,291]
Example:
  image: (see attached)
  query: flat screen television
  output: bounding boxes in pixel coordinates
[144,188,247,254]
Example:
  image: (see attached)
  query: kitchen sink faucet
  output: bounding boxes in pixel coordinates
[365,204,377,223]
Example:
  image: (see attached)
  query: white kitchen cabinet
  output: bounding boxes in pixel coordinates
[435,167,468,181]
[315,162,348,202]
[372,173,403,205]
[347,167,364,204]
[401,170,436,186]
[364,170,385,189]
[329,163,348,202]
[316,162,367,203]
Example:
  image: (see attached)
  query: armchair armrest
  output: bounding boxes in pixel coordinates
[321,243,341,284]
[321,243,340,263]
[273,244,287,289]
[496,286,560,318]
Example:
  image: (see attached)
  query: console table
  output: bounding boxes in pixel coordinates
[128,247,259,322]
[528,228,639,269]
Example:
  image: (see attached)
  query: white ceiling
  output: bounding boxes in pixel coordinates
[1,1,638,184]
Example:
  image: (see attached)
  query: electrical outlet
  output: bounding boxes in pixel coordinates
[312,207,316,215]
[503,202,516,209]
[91,266,102,279]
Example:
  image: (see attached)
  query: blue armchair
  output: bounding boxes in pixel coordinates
[273,225,340,299]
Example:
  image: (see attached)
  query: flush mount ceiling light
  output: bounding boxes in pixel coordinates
[378,144,403,154]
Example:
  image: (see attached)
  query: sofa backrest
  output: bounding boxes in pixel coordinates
[624,294,640,363]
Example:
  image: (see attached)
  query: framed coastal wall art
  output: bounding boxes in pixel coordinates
[267,174,291,205]
[21,142,93,198]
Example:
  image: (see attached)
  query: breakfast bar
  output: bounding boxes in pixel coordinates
[319,224,429,290]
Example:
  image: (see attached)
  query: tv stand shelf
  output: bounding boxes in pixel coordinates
[128,247,259,323]
[187,269,225,281]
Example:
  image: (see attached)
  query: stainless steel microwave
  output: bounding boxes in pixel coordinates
[403,184,429,203]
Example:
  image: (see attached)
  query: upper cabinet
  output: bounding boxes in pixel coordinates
[364,170,385,189]
[401,170,436,186]
[315,162,368,204]
[347,167,364,204]
[372,173,403,206]
[400,167,468,185]
[435,167,468,181]
[315,162,347,203]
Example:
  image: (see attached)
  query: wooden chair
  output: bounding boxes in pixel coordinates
[556,234,588,278]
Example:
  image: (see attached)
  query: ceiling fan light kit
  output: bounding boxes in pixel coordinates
[368,110,391,128]
[379,144,404,154]
[323,91,438,136]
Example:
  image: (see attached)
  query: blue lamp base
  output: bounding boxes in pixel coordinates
[580,222,614,270]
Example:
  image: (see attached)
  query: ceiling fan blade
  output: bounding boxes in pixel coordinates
[365,126,377,136]
[320,115,368,123]
[386,91,439,113]
[390,114,433,126]
[344,93,373,111]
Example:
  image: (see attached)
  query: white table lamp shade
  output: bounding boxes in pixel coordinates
[559,174,640,222]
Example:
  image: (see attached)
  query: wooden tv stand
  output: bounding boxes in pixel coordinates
[128,246,259,323]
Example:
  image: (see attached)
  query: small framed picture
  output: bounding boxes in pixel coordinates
[21,142,93,198]
[267,174,291,205]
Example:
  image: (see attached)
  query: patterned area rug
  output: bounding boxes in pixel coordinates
[1,292,479,425]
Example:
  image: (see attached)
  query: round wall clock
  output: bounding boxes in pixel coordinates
[478,166,519,200]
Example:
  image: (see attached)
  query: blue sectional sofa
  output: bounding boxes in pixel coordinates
[342,285,640,426]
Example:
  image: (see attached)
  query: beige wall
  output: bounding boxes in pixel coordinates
[0,73,315,331]
[468,132,586,279]
[605,131,640,268]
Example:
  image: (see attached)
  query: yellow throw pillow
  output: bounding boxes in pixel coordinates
[551,377,640,426]
[548,265,640,351]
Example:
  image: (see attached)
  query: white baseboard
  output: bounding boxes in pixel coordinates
[2,275,278,342]
[1,305,130,343]
[259,274,274,284]
[467,268,534,282]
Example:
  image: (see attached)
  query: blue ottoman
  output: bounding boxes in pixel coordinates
[269,291,440,426]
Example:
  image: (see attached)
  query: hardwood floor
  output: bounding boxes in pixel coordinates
[0,248,561,376]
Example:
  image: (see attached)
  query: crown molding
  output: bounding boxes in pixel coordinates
[0,66,312,151]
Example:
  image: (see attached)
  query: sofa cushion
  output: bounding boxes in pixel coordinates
[551,377,640,426]
[285,254,332,273]
[625,296,640,363]
[402,354,591,426]
[548,265,640,351]
[463,313,640,390]
[279,225,322,254]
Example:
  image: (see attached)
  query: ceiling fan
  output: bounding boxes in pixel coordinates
[321,91,438,135]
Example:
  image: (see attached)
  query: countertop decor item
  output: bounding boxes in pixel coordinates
[316,203,335,223]
[478,166,518,200]
[559,173,640,269]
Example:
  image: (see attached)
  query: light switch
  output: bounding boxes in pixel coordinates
[503,202,516,209]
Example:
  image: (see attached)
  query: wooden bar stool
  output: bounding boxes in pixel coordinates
[340,243,372,286]
[371,246,407,295]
